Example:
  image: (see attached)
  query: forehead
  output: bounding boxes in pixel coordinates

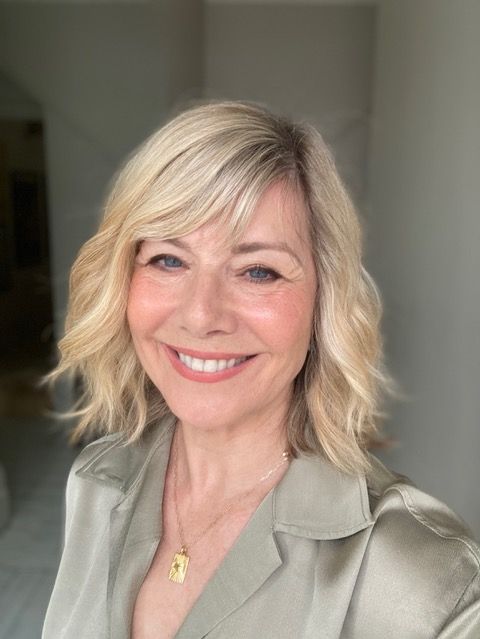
[245,180,309,240]
[189,180,311,252]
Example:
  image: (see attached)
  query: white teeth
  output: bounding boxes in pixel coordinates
[190,357,204,372]
[177,352,248,373]
[205,359,226,372]
[203,359,218,373]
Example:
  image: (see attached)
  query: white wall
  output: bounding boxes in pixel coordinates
[368,0,480,536]
[0,2,204,332]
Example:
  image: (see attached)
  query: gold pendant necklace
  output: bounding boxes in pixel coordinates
[168,435,290,584]
[168,546,190,583]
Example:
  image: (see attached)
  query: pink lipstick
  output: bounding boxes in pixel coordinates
[162,344,257,383]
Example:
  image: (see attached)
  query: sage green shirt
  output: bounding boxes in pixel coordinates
[43,415,480,638]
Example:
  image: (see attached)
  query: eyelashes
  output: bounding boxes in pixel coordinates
[244,265,281,284]
[149,254,182,269]
[145,254,281,285]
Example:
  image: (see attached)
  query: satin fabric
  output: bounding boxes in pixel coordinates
[43,414,480,638]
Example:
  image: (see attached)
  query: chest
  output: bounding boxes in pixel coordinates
[129,528,378,639]
[130,500,256,639]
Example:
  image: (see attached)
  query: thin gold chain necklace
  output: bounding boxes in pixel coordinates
[168,436,290,584]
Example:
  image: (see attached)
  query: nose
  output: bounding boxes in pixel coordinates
[177,270,237,338]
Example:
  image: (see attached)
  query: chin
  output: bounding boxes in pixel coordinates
[162,394,249,433]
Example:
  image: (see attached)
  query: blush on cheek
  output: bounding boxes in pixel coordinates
[249,291,313,345]
[127,272,177,332]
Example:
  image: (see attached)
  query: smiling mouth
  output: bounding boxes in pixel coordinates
[173,350,256,373]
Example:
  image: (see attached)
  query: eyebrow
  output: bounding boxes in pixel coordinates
[162,238,303,267]
[233,242,303,267]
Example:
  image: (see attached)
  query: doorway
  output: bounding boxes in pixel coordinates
[0,119,53,418]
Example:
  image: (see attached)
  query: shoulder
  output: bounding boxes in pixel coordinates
[62,433,127,532]
[359,454,480,635]
[42,433,127,639]
[366,453,479,560]
[70,432,126,474]
[64,432,127,504]
[70,412,174,479]
[68,432,127,485]
[66,415,176,498]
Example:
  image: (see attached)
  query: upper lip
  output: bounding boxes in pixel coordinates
[164,343,255,360]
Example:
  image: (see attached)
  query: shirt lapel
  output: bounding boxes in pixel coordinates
[273,453,376,636]
[273,452,374,539]
[175,488,282,638]
[108,419,176,638]
[176,453,374,638]
[75,414,176,639]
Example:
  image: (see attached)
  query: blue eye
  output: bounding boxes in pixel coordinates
[148,254,183,269]
[246,265,279,284]
[162,255,182,268]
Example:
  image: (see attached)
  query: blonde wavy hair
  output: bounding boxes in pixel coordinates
[50,100,396,475]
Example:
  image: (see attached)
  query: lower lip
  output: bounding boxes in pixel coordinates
[162,344,257,383]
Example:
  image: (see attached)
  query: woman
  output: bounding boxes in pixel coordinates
[43,101,480,638]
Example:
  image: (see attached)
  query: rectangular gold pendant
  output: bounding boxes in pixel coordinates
[168,548,190,583]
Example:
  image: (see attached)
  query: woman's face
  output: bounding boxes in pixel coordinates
[127,180,318,434]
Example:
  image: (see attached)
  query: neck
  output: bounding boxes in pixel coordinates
[172,408,290,504]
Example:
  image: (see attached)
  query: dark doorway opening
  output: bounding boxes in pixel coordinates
[0,119,53,418]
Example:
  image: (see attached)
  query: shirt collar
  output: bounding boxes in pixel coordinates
[75,413,176,494]
[77,414,374,540]
[273,453,374,539]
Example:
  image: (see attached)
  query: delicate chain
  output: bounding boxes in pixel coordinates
[258,453,290,482]
[173,435,290,552]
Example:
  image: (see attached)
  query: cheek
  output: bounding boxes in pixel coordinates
[126,273,173,335]
[247,288,314,349]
